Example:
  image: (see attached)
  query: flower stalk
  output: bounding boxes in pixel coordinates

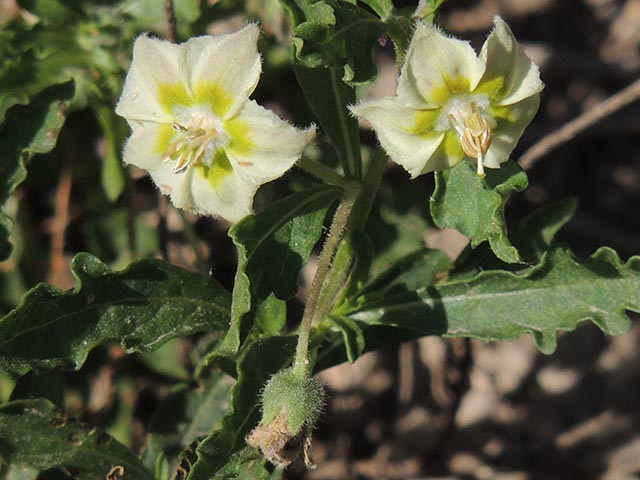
[293,183,359,378]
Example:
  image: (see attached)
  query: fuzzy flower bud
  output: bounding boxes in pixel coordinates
[246,368,325,469]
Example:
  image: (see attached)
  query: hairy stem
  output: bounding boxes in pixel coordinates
[299,156,349,188]
[294,184,359,377]
[313,148,388,318]
[293,149,388,377]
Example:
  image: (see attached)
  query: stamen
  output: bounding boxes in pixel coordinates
[459,111,491,178]
[163,115,222,174]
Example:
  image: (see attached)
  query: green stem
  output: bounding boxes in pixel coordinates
[313,148,388,316]
[293,149,388,378]
[293,184,359,378]
[299,157,349,188]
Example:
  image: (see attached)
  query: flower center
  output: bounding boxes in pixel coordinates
[437,95,492,177]
[162,110,228,174]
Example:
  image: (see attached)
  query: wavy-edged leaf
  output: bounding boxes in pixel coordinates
[201,186,338,366]
[188,336,296,480]
[348,246,638,354]
[0,398,153,479]
[0,253,231,377]
[0,81,74,260]
[430,160,528,264]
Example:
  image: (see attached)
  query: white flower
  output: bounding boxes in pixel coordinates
[116,25,315,222]
[350,17,543,177]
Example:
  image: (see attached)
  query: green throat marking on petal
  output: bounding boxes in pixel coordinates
[224,118,254,155]
[474,76,506,103]
[158,83,192,112]
[443,130,464,161]
[157,82,234,118]
[196,149,233,188]
[431,76,471,105]
[193,82,234,118]
[411,109,441,137]
[155,123,177,154]
[488,104,517,126]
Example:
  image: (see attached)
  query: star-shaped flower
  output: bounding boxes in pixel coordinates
[350,17,543,177]
[116,25,315,222]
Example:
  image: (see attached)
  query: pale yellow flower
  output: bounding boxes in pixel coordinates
[116,25,315,222]
[350,17,543,177]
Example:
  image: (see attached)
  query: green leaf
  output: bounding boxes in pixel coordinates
[454,198,578,277]
[0,252,231,377]
[255,294,287,336]
[348,246,639,354]
[120,0,201,38]
[511,198,578,261]
[137,338,191,381]
[358,248,453,301]
[329,316,364,363]
[430,160,528,264]
[294,64,362,178]
[201,186,338,365]
[188,336,296,480]
[142,372,234,473]
[285,0,385,178]
[360,0,395,18]
[0,398,153,479]
[95,103,127,202]
[284,0,384,85]
[0,81,74,261]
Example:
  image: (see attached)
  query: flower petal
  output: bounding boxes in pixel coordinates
[115,34,188,123]
[397,22,485,108]
[190,161,256,222]
[122,121,193,208]
[184,24,262,119]
[477,17,544,106]
[483,94,540,168]
[223,100,315,183]
[350,97,446,178]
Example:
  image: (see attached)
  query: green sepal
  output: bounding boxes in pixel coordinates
[261,367,325,435]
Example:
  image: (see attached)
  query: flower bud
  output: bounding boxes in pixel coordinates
[246,368,325,469]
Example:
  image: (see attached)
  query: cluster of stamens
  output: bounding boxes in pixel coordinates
[447,102,492,177]
[162,115,220,174]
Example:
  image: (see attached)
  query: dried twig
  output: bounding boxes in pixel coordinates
[164,0,178,43]
[48,154,73,287]
[520,77,640,170]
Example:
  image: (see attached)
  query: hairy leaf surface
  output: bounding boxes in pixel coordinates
[430,160,528,264]
[202,185,338,365]
[0,253,231,376]
[0,398,153,479]
[348,246,638,353]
